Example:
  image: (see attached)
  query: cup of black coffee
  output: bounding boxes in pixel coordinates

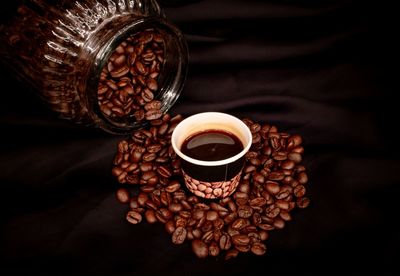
[171,112,252,198]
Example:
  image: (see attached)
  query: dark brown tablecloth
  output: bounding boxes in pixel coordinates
[1,0,398,274]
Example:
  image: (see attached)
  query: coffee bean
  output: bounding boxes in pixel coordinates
[265,181,280,195]
[297,197,310,208]
[166,181,180,193]
[172,227,187,244]
[288,152,302,163]
[238,205,253,218]
[126,210,142,224]
[116,188,130,204]
[294,185,306,197]
[209,242,220,257]
[225,249,239,260]
[232,234,250,246]
[206,210,219,221]
[165,220,176,234]
[145,210,157,224]
[297,172,308,184]
[251,242,267,256]
[192,239,208,258]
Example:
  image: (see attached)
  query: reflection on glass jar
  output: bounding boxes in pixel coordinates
[0,0,188,134]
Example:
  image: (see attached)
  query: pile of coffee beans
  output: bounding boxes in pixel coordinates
[97,28,164,123]
[112,114,310,259]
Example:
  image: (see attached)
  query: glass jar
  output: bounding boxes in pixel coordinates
[0,0,188,134]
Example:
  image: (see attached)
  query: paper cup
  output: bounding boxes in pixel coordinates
[171,112,252,199]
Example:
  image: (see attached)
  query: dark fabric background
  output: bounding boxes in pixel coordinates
[1,0,398,274]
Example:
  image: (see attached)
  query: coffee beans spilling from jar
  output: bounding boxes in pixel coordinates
[97,29,164,123]
[112,115,310,259]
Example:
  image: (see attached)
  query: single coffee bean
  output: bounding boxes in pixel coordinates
[192,239,208,258]
[232,234,250,246]
[145,210,157,224]
[172,226,187,245]
[206,210,219,221]
[265,181,280,194]
[209,242,220,257]
[126,210,142,224]
[288,152,302,163]
[251,242,267,256]
[297,197,310,208]
[294,185,306,197]
[219,233,232,250]
[225,249,239,260]
[116,188,130,204]
[165,220,176,234]
[238,205,253,218]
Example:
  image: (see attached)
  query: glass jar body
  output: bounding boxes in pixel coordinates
[0,0,188,134]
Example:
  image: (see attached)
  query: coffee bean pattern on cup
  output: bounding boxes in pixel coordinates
[112,115,310,259]
[97,29,164,123]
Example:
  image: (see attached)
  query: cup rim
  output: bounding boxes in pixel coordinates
[171,112,252,167]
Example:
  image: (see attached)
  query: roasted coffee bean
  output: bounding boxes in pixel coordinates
[235,244,251,253]
[166,181,180,193]
[297,172,308,184]
[294,185,306,197]
[259,230,269,241]
[126,210,142,224]
[225,249,239,260]
[206,210,219,221]
[273,217,285,229]
[297,197,310,208]
[275,200,290,210]
[231,218,248,230]
[172,227,187,245]
[202,230,214,243]
[249,197,267,207]
[279,211,292,221]
[116,188,130,204]
[210,202,228,213]
[265,205,280,218]
[232,234,250,246]
[288,152,302,163]
[265,181,280,195]
[238,205,253,218]
[137,193,149,206]
[219,233,232,250]
[251,242,267,256]
[192,239,208,258]
[145,210,157,224]
[209,242,220,256]
[164,220,176,234]
[169,203,183,213]
[258,223,274,231]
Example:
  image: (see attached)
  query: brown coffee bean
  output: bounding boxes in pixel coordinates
[116,188,130,204]
[281,160,295,170]
[165,220,176,234]
[172,227,187,245]
[294,185,306,197]
[273,217,285,229]
[265,181,280,194]
[145,210,157,224]
[209,242,220,257]
[126,210,142,224]
[238,205,253,218]
[288,152,302,163]
[146,109,163,120]
[268,171,285,181]
[232,218,248,230]
[192,239,208,258]
[249,197,267,207]
[297,172,308,184]
[169,203,183,213]
[251,242,267,256]
[225,249,239,260]
[265,205,280,218]
[206,210,218,221]
[232,234,250,246]
[297,197,310,208]
[137,192,149,206]
[210,202,228,213]
[275,200,290,210]
[165,181,180,193]
[219,233,232,250]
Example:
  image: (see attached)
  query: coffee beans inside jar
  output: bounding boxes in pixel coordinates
[97,29,165,125]
[112,114,310,259]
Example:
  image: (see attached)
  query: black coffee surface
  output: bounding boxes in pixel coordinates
[181,130,243,161]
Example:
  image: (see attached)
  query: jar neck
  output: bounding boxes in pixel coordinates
[81,16,188,134]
